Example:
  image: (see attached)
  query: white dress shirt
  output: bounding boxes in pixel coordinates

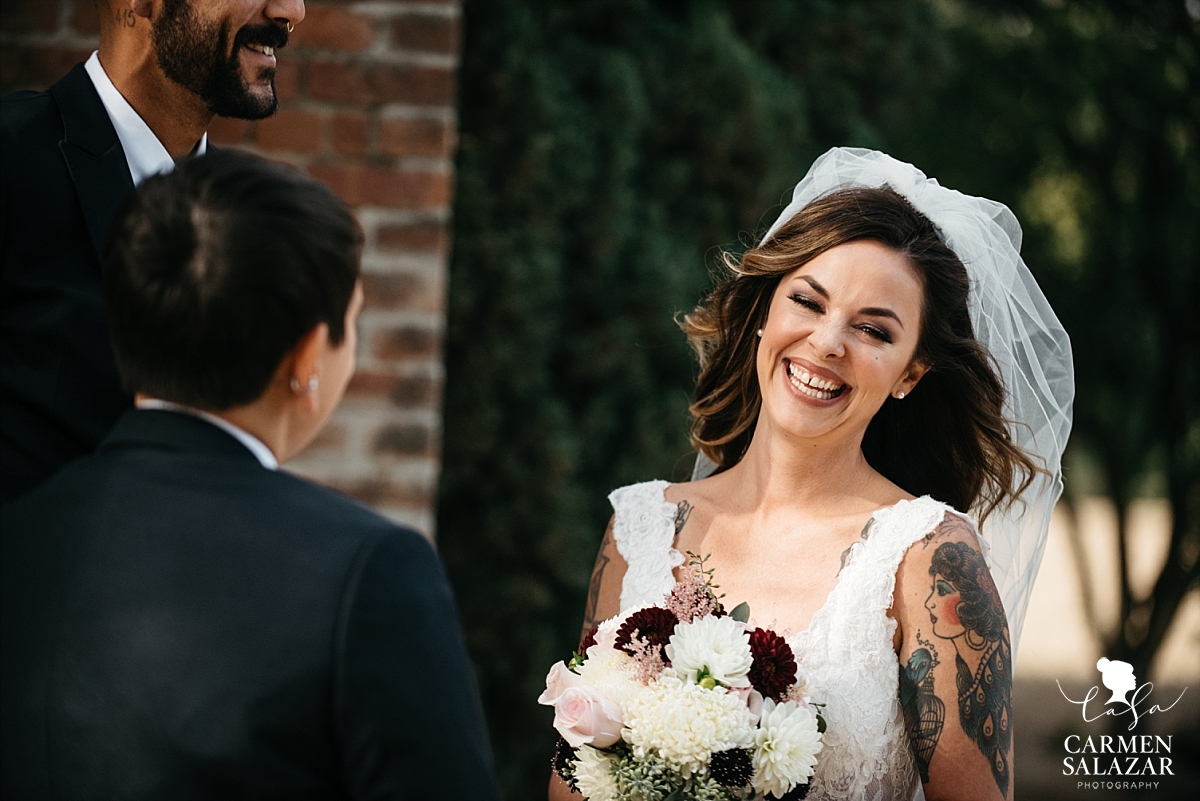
[137,399,278,470]
[84,51,207,186]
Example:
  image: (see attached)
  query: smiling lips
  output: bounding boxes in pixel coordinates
[785,360,848,400]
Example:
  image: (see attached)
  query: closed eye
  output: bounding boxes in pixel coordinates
[858,324,893,344]
[789,293,822,312]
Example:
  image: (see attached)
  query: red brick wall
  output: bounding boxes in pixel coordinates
[0,1,461,536]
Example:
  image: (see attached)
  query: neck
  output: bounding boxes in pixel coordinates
[98,43,210,160]
[214,401,296,464]
[721,417,889,516]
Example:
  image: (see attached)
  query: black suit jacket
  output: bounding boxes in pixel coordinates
[1,409,500,800]
[1,63,135,505]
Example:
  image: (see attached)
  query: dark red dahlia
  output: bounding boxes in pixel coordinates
[579,626,598,652]
[615,607,678,661]
[749,627,798,702]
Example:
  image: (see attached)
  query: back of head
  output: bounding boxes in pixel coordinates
[104,151,362,410]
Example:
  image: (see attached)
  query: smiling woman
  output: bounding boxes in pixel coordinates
[754,241,926,445]
[553,149,1073,801]
[683,184,1040,519]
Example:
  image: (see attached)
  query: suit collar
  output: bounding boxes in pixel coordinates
[100,408,266,468]
[49,62,135,263]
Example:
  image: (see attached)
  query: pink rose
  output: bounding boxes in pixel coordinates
[733,685,765,726]
[537,661,583,707]
[552,687,623,748]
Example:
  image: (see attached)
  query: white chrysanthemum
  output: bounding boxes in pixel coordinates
[665,615,753,688]
[751,698,824,798]
[624,674,753,777]
[573,745,618,801]
[577,640,641,709]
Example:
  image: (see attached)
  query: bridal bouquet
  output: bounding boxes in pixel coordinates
[539,554,824,801]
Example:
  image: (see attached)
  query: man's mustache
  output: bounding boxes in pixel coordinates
[233,23,289,53]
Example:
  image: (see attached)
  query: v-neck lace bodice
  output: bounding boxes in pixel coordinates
[609,480,954,801]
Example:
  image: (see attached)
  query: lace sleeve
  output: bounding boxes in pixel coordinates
[607,480,685,612]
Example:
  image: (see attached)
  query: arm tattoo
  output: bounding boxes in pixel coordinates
[900,633,944,783]
[921,512,976,548]
[674,499,693,536]
[581,522,613,636]
[926,540,1013,796]
[838,516,875,575]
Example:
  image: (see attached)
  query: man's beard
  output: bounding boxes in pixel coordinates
[152,0,288,120]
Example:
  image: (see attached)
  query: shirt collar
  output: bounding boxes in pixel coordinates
[136,399,278,470]
[84,51,208,187]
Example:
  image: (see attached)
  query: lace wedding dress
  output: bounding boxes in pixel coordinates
[609,480,957,801]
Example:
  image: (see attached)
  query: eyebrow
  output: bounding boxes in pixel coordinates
[798,275,905,329]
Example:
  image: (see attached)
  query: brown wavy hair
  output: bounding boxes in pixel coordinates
[681,186,1042,521]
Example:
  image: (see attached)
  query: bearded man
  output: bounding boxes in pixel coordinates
[0,0,304,505]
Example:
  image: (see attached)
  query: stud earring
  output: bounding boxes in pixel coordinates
[290,376,318,393]
[756,329,764,338]
[896,391,906,399]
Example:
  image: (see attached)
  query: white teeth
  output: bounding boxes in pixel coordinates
[786,362,845,399]
[246,44,275,56]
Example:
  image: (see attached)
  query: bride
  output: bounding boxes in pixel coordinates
[549,149,1072,801]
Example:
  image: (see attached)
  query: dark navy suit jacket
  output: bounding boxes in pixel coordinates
[1,63,135,505]
[0,409,500,800]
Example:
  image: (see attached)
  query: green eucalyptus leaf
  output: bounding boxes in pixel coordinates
[730,601,750,623]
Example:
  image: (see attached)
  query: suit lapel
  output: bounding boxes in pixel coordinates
[49,63,135,264]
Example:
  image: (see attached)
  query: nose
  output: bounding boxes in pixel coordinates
[807,317,846,360]
[266,0,305,29]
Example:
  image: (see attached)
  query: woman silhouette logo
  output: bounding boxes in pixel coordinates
[1096,657,1137,705]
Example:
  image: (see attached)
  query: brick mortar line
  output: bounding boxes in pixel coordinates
[342,362,446,379]
[346,2,460,19]
[321,410,442,430]
[54,0,75,38]
[277,100,456,122]
[0,33,99,47]
[0,42,455,69]
[289,460,441,484]
[356,208,451,226]
[295,49,456,69]
[358,308,444,326]
[360,253,448,272]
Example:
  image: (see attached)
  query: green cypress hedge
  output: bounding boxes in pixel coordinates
[438,2,949,793]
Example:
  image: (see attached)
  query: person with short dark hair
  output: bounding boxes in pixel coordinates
[1,151,501,800]
[1,0,306,505]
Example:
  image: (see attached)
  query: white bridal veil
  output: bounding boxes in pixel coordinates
[694,147,1075,653]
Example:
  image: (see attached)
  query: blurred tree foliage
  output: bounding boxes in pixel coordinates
[439,0,1197,795]
[902,0,1199,689]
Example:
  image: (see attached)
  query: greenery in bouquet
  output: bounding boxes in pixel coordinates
[539,556,825,800]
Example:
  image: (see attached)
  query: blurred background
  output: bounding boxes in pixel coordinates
[2,1,1197,798]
